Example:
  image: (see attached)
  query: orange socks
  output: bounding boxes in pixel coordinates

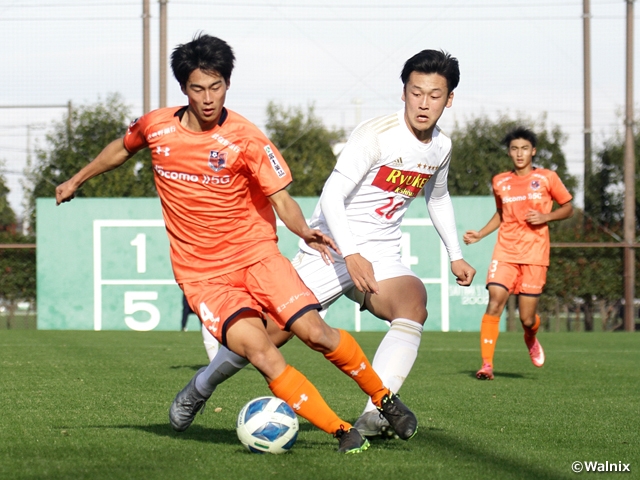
[480,314,501,366]
[269,365,347,434]
[269,330,392,435]
[324,329,389,407]
[524,314,540,340]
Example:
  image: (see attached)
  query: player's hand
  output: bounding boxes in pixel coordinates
[451,259,476,286]
[463,230,482,245]
[345,253,379,295]
[525,209,547,225]
[55,180,78,205]
[301,228,340,264]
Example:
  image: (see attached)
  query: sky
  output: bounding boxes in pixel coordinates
[0,0,637,217]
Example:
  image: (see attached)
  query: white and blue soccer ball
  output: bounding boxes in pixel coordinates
[236,396,299,454]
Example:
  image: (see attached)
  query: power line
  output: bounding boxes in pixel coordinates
[1,15,634,22]
[7,1,621,7]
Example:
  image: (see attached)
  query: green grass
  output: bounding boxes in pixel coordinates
[1,331,638,480]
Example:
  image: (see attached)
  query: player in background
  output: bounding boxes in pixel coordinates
[55,33,418,453]
[463,127,573,380]
[178,49,476,438]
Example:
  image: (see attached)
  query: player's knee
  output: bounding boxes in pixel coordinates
[520,316,536,328]
[293,317,338,353]
[398,306,427,325]
[245,345,282,374]
[486,299,505,316]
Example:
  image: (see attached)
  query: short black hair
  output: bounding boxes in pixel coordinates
[400,50,460,93]
[170,33,235,87]
[502,127,537,149]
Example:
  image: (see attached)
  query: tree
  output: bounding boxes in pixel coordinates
[25,94,156,228]
[449,114,576,196]
[577,124,640,331]
[0,161,17,237]
[265,102,344,196]
[0,166,35,324]
[585,128,640,230]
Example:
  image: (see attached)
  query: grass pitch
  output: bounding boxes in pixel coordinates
[1,331,638,480]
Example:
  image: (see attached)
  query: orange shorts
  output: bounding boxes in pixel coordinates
[485,259,547,296]
[181,254,321,346]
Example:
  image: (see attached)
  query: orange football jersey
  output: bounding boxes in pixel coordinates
[123,106,292,283]
[491,168,572,266]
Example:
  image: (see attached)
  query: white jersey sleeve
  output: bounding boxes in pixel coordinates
[319,171,360,257]
[333,121,381,184]
[424,154,463,261]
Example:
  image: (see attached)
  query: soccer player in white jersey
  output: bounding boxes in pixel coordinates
[170,49,476,437]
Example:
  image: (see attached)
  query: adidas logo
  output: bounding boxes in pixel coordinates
[392,157,403,166]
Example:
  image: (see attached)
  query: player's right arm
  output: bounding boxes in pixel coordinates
[463,210,502,245]
[320,122,382,295]
[55,138,134,205]
[320,171,379,295]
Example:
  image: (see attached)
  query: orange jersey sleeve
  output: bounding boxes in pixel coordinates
[123,107,293,283]
[491,168,572,266]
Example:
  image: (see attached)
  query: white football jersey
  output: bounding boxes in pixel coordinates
[306,110,452,258]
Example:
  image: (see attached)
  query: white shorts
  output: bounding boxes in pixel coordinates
[290,249,418,311]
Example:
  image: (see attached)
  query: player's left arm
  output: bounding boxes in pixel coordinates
[525,201,573,225]
[525,174,574,225]
[425,157,477,286]
[268,189,340,264]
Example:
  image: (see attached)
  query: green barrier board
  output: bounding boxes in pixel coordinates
[37,196,499,332]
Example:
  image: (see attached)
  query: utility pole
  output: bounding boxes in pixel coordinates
[159,0,168,108]
[143,0,151,113]
[623,0,636,332]
[67,100,73,148]
[583,0,592,215]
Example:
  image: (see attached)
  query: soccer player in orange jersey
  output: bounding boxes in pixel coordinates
[463,127,573,380]
[54,33,417,453]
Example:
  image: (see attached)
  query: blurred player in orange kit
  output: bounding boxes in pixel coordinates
[55,33,417,453]
[463,127,573,380]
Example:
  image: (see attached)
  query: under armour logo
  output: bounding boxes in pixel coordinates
[156,146,170,156]
[483,338,493,344]
[350,362,367,377]
[292,394,308,411]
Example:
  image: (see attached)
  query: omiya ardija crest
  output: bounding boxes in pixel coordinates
[209,151,227,172]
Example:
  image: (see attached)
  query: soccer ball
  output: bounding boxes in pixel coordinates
[236,396,299,454]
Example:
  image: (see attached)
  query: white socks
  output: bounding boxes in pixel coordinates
[201,323,220,362]
[195,344,249,397]
[363,318,423,413]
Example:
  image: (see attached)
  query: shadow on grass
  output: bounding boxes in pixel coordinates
[461,370,527,380]
[108,423,241,446]
[98,422,328,452]
[382,427,572,480]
